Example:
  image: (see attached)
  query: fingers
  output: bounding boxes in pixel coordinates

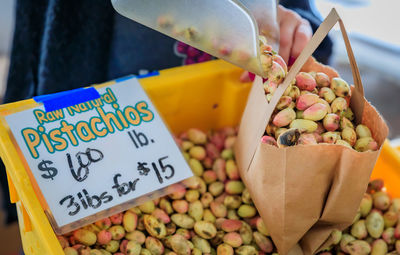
[291,19,313,59]
[239,71,255,83]
[277,5,312,64]
[240,71,251,83]
[278,9,300,63]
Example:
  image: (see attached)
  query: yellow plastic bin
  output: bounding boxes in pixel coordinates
[0,60,399,254]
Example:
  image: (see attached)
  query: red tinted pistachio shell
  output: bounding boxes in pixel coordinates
[317,98,332,114]
[371,239,388,255]
[235,245,257,255]
[373,192,390,211]
[63,247,78,255]
[125,230,146,244]
[351,220,368,239]
[189,158,204,176]
[210,202,227,218]
[239,221,253,245]
[302,103,328,121]
[224,195,242,209]
[194,221,217,239]
[297,133,317,145]
[73,229,97,246]
[168,184,187,200]
[366,211,385,238]
[189,146,206,160]
[319,87,336,103]
[202,170,218,184]
[382,227,395,245]
[315,72,330,87]
[340,116,354,130]
[342,127,357,146]
[237,205,257,218]
[283,85,301,100]
[123,211,138,232]
[185,189,200,202]
[126,241,142,255]
[95,217,112,230]
[171,214,195,229]
[172,200,189,214]
[268,61,286,83]
[272,108,296,127]
[289,119,318,133]
[295,72,317,91]
[253,232,273,253]
[143,215,167,239]
[260,52,273,74]
[221,219,242,232]
[383,210,398,228]
[105,240,120,253]
[189,200,204,221]
[331,77,351,97]
[97,230,112,245]
[263,80,278,94]
[225,159,240,180]
[223,232,243,248]
[355,137,378,152]
[276,96,293,110]
[188,128,207,144]
[296,93,320,111]
[256,218,269,236]
[213,158,227,182]
[261,135,277,146]
[321,132,341,144]
[346,240,371,255]
[273,54,288,74]
[323,114,340,132]
[217,243,234,255]
[110,213,123,225]
[146,236,165,255]
[356,124,372,138]
[340,234,356,253]
[331,97,348,115]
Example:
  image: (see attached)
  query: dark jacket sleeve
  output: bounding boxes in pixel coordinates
[4,0,115,103]
[1,0,115,224]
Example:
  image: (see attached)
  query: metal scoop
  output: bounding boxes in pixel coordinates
[111,0,280,77]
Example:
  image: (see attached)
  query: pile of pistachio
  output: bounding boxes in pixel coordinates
[58,128,391,255]
[258,38,378,152]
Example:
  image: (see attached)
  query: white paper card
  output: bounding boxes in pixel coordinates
[5,78,193,227]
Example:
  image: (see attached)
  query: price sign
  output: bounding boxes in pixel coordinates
[5,78,193,233]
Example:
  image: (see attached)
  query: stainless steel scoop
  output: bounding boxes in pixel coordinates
[111,0,280,77]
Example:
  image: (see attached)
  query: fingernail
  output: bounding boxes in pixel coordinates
[288,56,296,66]
[248,72,255,81]
[239,72,251,83]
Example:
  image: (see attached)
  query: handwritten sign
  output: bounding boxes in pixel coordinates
[5,78,193,230]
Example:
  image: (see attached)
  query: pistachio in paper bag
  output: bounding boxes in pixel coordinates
[234,9,388,255]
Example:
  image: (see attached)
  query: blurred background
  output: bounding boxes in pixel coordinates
[0,0,399,254]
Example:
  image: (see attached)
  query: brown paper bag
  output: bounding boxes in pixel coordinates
[234,9,388,255]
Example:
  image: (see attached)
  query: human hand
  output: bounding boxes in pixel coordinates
[277,5,312,64]
[240,5,313,82]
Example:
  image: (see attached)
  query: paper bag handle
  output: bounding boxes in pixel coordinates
[235,8,365,173]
